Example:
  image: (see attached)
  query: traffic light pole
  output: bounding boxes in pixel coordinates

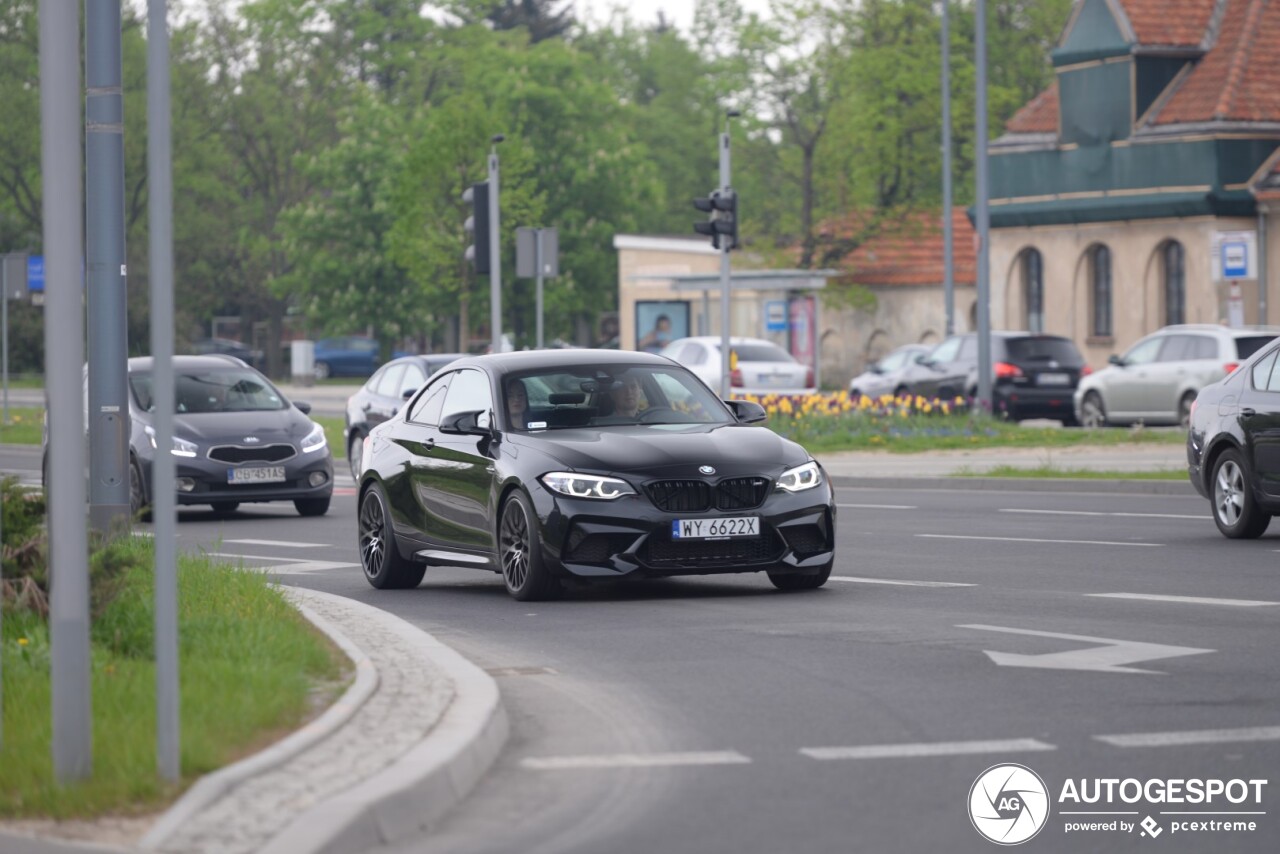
[975,0,992,411]
[488,136,503,355]
[942,0,955,338]
[718,119,735,398]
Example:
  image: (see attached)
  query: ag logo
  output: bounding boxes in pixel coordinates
[969,763,1050,845]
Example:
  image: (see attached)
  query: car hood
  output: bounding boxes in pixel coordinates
[138,408,315,445]
[507,422,811,480]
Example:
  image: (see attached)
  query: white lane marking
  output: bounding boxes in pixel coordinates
[836,503,917,510]
[918,533,1162,547]
[959,624,1214,674]
[521,751,751,770]
[830,576,976,588]
[1088,592,1280,608]
[1096,726,1280,748]
[224,538,329,549]
[801,738,1055,761]
[999,508,1203,520]
[201,551,358,574]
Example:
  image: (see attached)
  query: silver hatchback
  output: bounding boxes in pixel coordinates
[1074,324,1280,428]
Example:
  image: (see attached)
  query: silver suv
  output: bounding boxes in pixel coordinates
[1074,324,1280,428]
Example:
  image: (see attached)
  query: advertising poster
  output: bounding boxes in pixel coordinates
[635,300,689,353]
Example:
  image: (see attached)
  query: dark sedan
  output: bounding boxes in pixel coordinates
[1187,339,1280,538]
[357,350,836,600]
[344,353,465,479]
[123,355,333,516]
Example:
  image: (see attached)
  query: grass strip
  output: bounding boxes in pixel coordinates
[952,465,1186,481]
[0,407,45,446]
[0,538,345,818]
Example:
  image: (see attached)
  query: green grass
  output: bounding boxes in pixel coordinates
[0,538,346,818]
[770,412,1185,455]
[314,415,345,459]
[953,465,1187,480]
[0,407,44,445]
[0,376,46,389]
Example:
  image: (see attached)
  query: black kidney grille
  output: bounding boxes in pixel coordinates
[208,443,296,464]
[647,480,713,512]
[643,526,784,568]
[716,477,770,510]
[781,524,828,557]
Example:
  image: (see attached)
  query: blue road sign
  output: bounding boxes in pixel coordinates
[27,255,44,291]
[764,299,787,332]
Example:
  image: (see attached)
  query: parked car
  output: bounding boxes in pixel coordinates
[191,337,264,369]
[1187,336,1280,538]
[312,336,391,379]
[1075,325,1280,429]
[659,336,816,396]
[42,355,333,517]
[356,350,835,599]
[899,332,1088,423]
[848,344,931,399]
[344,353,465,479]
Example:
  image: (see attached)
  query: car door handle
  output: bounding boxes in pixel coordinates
[1241,407,1256,417]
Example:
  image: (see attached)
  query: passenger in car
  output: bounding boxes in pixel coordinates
[506,379,530,429]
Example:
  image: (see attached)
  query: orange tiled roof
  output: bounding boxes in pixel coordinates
[832,209,976,287]
[1117,0,1218,48]
[1005,82,1059,134]
[1153,0,1280,125]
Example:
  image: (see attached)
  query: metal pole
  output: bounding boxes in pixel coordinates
[42,0,93,782]
[975,0,992,410]
[1259,208,1268,325]
[3,259,9,426]
[942,0,955,336]
[148,0,181,783]
[488,137,503,355]
[535,229,544,349]
[718,126,732,398]
[85,0,131,534]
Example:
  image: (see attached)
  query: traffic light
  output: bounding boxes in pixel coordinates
[692,189,738,250]
[463,181,490,274]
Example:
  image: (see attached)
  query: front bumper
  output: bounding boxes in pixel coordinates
[141,451,335,505]
[530,480,837,580]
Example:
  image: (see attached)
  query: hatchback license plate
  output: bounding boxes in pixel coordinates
[228,466,286,485]
[672,516,759,540]
[1038,372,1070,386]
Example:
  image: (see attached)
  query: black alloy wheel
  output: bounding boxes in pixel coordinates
[358,485,425,589]
[1210,449,1272,539]
[499,492,560,601]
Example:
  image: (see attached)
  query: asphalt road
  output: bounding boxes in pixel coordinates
[4,446,1278,853]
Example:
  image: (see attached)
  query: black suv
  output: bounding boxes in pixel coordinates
[900,332,1088,423]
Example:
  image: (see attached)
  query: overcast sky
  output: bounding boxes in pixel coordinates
[575,0,775,33]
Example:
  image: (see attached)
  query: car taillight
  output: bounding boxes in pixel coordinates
[805,367,814,387]
[1224,362,1239,375]
[730,368,744,387]
[1080,364,1092,377]
[994,362,1023,379]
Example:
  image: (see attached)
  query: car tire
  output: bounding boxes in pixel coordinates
[348,433,363,481]
[1178,392,1196,430]
[295,496,331,517]
[129,457,151,520]
[768,561,833,591]
[358,484,425,589]
[210,501,239,514]
[314,361,331,381]
[893,385,909,400]
[499,491,561,601]
[1081,392,1106,429]
[1210,449,1271,539]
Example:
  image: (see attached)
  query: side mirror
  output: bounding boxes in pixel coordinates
[724,399,767,424]
[1108,354,1125,367]
[293,400,313,415]
[401,387,418,401]
[440,409,492,436]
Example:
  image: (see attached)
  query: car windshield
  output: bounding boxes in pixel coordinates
[1235,335,1277,360]
[503,364,733,430]
[131,368,287,413]
[1005,337,1083,364]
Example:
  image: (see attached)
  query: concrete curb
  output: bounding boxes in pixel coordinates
[829,475,1197,496]
[137,593,381,851]
[0,830,134,853]
[258,588,509,854]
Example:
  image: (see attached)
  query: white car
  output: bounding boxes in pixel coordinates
[660,336,816,396]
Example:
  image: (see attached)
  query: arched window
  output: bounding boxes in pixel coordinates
[1022,249,1044,333]
[1163,240,1185,326]
[1090,245,1112,338]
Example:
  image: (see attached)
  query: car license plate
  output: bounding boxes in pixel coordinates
[1038,372,1070,386]
[228,465,286,485]
[671,516,759,540]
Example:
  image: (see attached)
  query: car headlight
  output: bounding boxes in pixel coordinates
[777,460,822,493]
[144,424,198,458]
[301,423,327,454]
[540,472,636,500]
